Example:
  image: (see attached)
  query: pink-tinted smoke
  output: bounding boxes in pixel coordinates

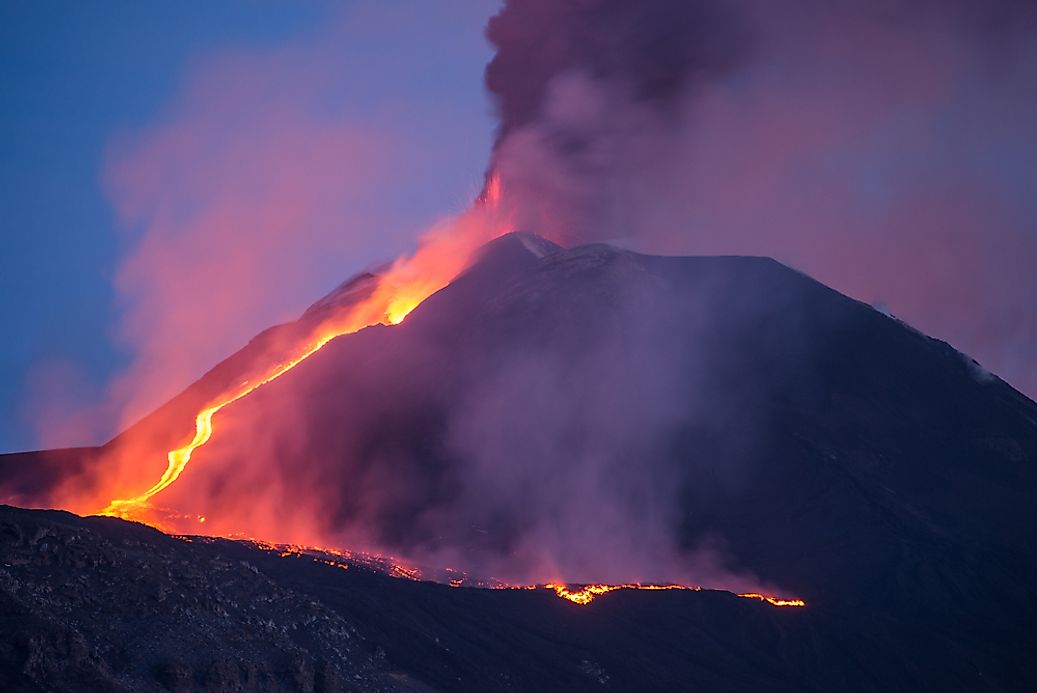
[97,1,496,438]
[488,0,1037,396]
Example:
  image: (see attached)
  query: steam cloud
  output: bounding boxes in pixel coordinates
[488,0,1037,396]
[65,1,496,445]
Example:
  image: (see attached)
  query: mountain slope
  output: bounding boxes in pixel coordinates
[2,234,1037,689]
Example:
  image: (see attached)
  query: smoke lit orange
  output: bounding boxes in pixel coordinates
[99,176,510,525]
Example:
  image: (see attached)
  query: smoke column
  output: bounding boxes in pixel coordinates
[487,0,1037,396]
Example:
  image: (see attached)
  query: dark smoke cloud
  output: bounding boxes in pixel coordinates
[486,0,745,140]
[485,0,1037,397]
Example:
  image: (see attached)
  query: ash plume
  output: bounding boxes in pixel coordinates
[486,0,1037,397]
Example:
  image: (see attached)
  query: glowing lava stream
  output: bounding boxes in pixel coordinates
[100,299,421,522]
[98,175,511,523]
[543,583,806,607]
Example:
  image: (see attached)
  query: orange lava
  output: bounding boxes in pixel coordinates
[541,583,804,607]
[542,583,694,604]
[169,533,806,608]
[735,593,807,608]
[97,177,510,526]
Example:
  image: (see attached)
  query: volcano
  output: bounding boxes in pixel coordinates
[3,234,1037,690]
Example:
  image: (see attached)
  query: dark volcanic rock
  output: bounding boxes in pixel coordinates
[0,507,398,692]
[3,504,1033,692]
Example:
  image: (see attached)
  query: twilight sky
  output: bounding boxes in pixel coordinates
[1,1,498,452]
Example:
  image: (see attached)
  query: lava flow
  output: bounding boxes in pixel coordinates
[737,593,808,608]
[195,535,808,608]
[101,320,385,523]
[99,179,510,526]
[545,583,697,605]
[542,583,805,607]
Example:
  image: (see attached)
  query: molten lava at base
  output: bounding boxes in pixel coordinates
[187,535,807,608]
[542,583,805,607]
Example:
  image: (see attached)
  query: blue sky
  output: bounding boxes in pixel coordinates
[0,1,498,452]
